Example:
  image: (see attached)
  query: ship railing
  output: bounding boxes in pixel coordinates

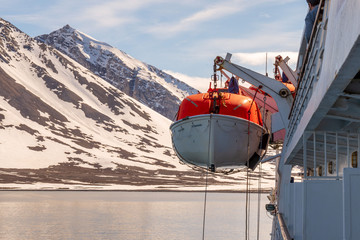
[277,212,293,240]
[301,131,360,180]
[286,0,330,146]
[272,207,293,240]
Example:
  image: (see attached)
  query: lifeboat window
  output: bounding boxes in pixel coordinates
[328,161,334,174]
[351,151,358,168]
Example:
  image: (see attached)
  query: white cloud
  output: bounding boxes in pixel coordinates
[77,0,161,29]
[146,0,269,37]
[5,0,164,32]
[164,70,211,92]
[260,13,271,18]
[173,29,302,76]
[198,31,301,53]
[232,52,298,69]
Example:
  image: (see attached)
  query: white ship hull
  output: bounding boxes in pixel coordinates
[170,114,265,169]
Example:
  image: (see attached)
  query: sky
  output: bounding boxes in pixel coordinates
[0,0,309,86]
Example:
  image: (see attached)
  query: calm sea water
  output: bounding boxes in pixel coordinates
[0,191,273,240]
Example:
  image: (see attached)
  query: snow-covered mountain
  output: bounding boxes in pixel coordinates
[0,18,187,188]
[35,25,197,120]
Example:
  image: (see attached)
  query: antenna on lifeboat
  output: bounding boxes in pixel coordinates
[265,52,268,77]
[212,61,218,90]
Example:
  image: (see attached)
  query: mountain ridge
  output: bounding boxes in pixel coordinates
[35,24,198,120]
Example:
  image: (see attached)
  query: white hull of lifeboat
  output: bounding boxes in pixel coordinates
[170,114,266,169]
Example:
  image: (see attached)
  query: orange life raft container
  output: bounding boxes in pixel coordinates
[170,87,268,171]
[176,89,263,126]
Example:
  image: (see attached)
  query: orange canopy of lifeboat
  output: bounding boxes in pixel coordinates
[176,89,263,126]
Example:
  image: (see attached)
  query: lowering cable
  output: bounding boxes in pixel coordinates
[202,168,209,240]
[256,162,262,240]
[245,86,260,240]
[256,94,269,240]
[202,113,215,240]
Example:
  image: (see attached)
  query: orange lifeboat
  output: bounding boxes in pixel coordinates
[170,81,268,171]
[176,90,263,125]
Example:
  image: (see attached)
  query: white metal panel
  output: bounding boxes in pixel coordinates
[271,112,285,133]
[304,180,343,240]
[286,182,295,236]
[284,0,360,163]
[293,183,304,240]
[343,168,360,240]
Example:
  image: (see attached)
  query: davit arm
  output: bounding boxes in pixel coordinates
[214,53,293,131]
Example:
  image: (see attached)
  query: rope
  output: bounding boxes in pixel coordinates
[245,87,260,240]
[256,94,268,240]
[256,163,262,240]
[202,114,213,240]
[245,165,251,240]
[202,169,209,240]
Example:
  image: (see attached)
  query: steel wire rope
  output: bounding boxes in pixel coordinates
[202,167,209,240]
[245,151,251,240]
[202,85,215,240]
[256,95,268,240]
[245,87,260,240]
[257,163,262,240]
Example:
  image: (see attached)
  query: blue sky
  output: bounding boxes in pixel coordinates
[1,0,308,82]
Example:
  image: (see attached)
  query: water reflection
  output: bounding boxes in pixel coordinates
[0,191,272,240]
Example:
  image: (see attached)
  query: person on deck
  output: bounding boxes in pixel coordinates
[305,0,320,43]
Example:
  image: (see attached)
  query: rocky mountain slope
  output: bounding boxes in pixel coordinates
[35,25,197,120]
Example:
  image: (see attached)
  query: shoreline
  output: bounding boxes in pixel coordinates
[0,188,271,193]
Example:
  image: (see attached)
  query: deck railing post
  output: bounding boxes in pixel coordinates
[358,133,360,168]
[324,132,327,176]
[336,132,339,178]
[347,132,350,168]
[303,132,307,179]
[314,132,316,176]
